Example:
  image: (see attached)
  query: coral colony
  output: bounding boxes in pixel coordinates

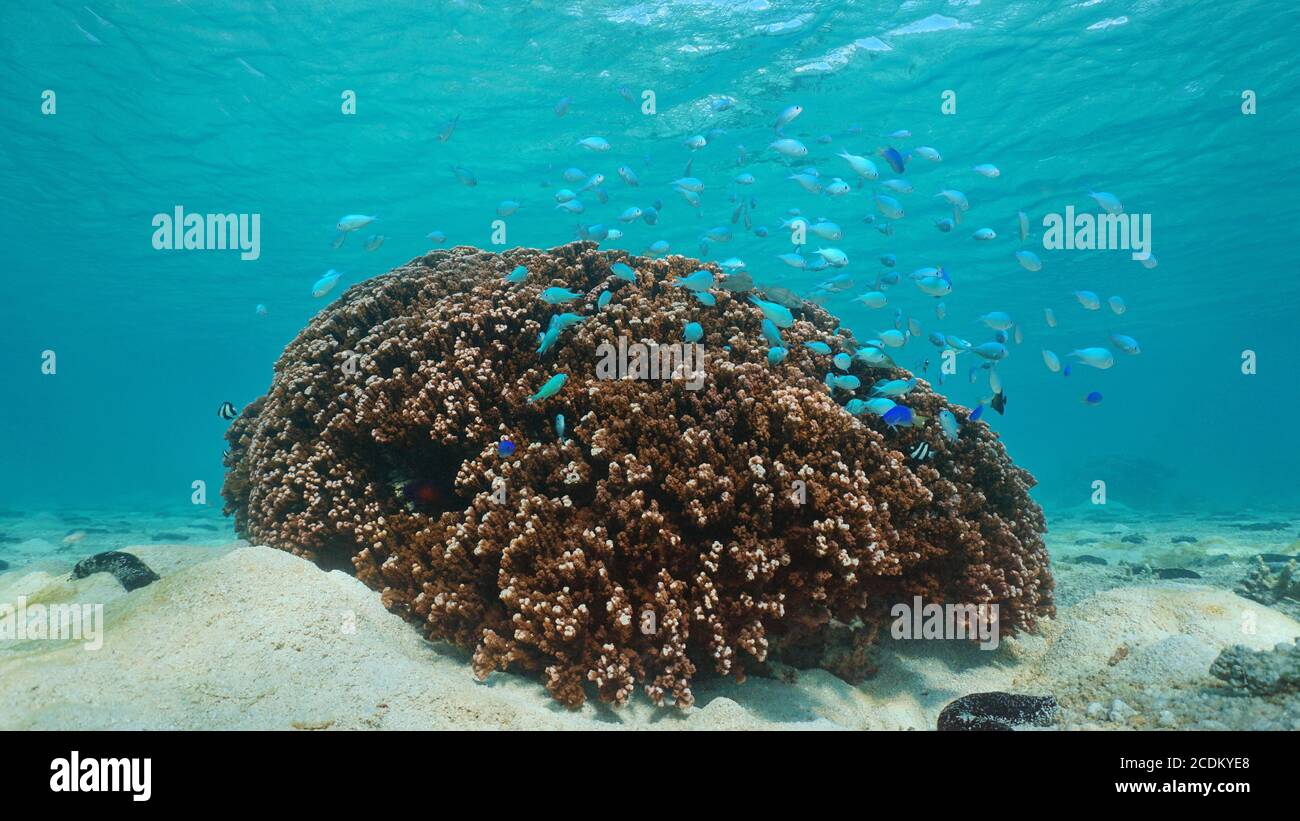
[223,243,1053,708]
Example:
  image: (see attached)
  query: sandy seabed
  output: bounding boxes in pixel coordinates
[1,506,1298,730]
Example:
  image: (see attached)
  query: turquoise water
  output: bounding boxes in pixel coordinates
[2,0,1297,516]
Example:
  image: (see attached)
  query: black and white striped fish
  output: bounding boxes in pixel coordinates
[909,442,931,462]
[217,401,238,420]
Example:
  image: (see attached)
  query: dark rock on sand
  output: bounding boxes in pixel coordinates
[938,692,1059,731]
[1236,557,1299,609]
[1120,534,1147,545]
[0,558,9,571]
[1210,639,1300,696]
[1068,554,1109,566]
[71,551,160,592]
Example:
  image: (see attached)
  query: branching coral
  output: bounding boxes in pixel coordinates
[223,242,1054,708]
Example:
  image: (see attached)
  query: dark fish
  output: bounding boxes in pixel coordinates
[990,391,1007,415]
[880,146,907,174]
[1257,553,1297,564]
[718,271,754,292]
[1069,554,1108,565]
[882,405,913,428]
[218,401,237,420]
[1236,521,1287,532]
[1170,535,1198,544]
[765,286,803,309]
[451,164,477,187]
[401,478,448,512]
[1155,568,1201,580]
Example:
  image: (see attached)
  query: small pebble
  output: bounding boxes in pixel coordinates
[1109,698,1136,722]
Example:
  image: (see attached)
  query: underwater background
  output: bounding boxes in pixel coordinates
[1,0,1298,519]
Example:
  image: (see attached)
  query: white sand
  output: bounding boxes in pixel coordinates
[1,543,1297,730]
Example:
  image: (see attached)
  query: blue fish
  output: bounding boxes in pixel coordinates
[825,373,861,391]
[555,413,566,440]
[880,146,907,174]
[870,377,917,397]
[527,373,568,403]
[845,399,868,416]
[498,440,516,456]
[537,327,560,355]
[767,346,788,364]
[550,313,584,332]
[683,321,703,343]
[505,265,528,283]
[1063,365,1072,378]
[611,262,636,282]
[598,290,612,309]
[882,404,913,428]
[694,291,717,306]
[760,319,784,347]
[971,342,1008,361]
[804,341,832,354]
[969,404,985,422]
[674,270,716,291]
[1083,391,1103,405]
[750,296,795,328]
[540,287,583,304]
[939,409,959,441]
